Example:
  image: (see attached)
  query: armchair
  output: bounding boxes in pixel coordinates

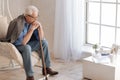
[0,16,41,70]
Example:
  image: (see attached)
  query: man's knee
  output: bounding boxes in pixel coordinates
[42,40,48,47]
[23,45,32,52]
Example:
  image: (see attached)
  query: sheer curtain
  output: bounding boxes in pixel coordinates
[54,0,85,61]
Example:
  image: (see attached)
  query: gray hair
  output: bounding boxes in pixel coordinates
[24,5,39,16]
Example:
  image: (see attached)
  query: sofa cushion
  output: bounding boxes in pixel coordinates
[0,16,8,39]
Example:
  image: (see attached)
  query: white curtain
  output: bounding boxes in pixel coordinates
[54,0,85,61]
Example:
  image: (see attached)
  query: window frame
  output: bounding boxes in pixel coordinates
[85,0,120,47]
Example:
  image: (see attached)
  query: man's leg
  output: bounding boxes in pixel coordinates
[41,40,58,75]
[28,40,51,68]
[28,40,58,75]
[15,45,34,78]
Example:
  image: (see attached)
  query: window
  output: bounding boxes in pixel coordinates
[86,0,120,47]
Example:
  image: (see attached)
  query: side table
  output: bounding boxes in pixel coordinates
[82,56,120,80]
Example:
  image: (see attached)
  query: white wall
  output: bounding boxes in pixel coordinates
[9,0,31,16]
[5,0,31,21]
[31,0,55,53]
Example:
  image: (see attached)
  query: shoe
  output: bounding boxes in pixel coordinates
[42,67,58,76]
[26,76,34,80]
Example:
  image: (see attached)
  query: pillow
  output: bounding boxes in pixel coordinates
[0,16,8,39]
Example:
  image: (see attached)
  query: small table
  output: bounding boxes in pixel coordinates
[82,56,120,80]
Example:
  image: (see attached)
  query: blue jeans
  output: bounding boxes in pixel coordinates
[15,40,51,77]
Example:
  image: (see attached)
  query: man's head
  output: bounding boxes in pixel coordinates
[24,5,39,23]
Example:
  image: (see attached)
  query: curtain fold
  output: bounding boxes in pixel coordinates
[54,0,85,61]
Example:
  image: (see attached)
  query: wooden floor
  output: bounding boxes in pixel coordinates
[0,56,83,80]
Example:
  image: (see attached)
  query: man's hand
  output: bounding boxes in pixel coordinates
[31,21,42,31]
[22,21,42,45]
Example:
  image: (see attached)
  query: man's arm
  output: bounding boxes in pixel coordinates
[22,21,44,45]
[22,28,34,45]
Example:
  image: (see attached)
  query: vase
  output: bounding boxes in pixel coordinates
[109,54,117,64]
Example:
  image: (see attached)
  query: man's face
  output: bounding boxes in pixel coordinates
[25,12,38,24]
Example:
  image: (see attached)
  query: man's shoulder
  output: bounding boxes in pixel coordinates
[10,14,25,24]
[17,14,24,20]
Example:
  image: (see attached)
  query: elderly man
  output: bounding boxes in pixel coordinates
[5,5,58,80]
